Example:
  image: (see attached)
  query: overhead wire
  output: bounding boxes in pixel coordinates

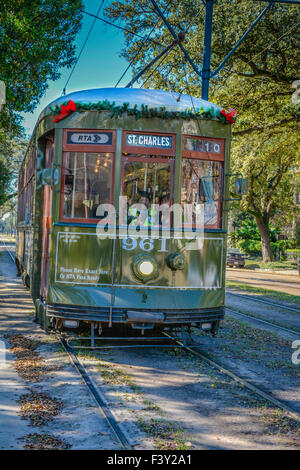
[140,49,172,88]
[115,0,173,88]
[139,13,198,92]
[82,10,165,47]
[62,1,105,96]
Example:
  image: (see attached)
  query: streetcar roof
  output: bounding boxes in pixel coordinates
[40,87,222,121]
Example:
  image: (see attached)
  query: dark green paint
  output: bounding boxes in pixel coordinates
[17,107,231,321]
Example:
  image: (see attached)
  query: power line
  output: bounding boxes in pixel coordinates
[62,1,105,96]
[114,25,163,88]
[126,38,180,88]
[115,0,173,88]
[140,49,172,88]
[82,10,165,47]
[119,7,199,89]
[136,5,203,91]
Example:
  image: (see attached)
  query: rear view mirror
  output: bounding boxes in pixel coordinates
[234,177,248,196]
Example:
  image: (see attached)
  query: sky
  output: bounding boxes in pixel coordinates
[21,0,130,136]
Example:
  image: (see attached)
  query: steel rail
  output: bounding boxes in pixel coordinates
[227,290,300,314]
[1,241,134,450]
[226,307,300,338]
[1,240,15,262]
[58,334,134,450]
[163,331,300,423]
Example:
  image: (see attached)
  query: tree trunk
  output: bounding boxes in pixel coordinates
[256,217,273,262]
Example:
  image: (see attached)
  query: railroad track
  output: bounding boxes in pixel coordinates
[163,332,300,424]
[62,328,300,437]
[226,306,300,338]
[3,240,300,431]
[58,334,134,450]
[227,290,300,314]
[0,240,15,262]
[1,240,134,450]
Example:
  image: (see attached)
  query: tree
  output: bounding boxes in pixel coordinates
[0,0,83,204]
[105,0,299,91]
[0,138,28,209]
[0,158,9,207]
[214,73,298,261]
[0,0,83,117]
[105,0,299,261]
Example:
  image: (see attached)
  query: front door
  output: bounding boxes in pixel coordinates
[40,140,54,299]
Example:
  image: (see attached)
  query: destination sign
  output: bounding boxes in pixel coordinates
[67,131,113,145]
[126,133,173,149]
[184,137,223,155]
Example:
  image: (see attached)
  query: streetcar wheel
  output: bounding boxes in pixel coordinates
[211,321,220,337]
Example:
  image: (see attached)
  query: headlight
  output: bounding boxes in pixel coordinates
[132,255,158,282]
[139,260,154,276]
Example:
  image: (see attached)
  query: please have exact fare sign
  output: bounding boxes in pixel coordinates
[126,133,173,149]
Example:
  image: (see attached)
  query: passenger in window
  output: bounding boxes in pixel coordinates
[74,192,89,218]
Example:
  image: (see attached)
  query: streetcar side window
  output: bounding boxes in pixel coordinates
[181,159,221,227]
[62,152,113,220]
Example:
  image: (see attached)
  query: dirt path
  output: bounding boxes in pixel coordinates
[226,268,300,296]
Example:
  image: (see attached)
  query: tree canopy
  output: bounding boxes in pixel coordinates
[0,0,83,138]
[0,0,83,208]
[105,0,300,260]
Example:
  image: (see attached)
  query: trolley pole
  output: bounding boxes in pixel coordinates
[201,0,214,101]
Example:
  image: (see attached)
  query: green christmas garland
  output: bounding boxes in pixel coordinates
[49,99,234,124]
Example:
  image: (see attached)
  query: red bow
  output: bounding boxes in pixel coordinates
[220,108,237,124]
[51,100,76,123]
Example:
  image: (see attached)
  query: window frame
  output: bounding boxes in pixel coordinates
[60,129,116,224]
[181,135,225,230]
[121,154,175,207]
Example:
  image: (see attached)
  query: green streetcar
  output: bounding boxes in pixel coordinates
[16,88,242,340]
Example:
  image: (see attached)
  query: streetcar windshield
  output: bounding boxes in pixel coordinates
[62,152,113,219]
[122,156,173,227]
[181,159,221,227]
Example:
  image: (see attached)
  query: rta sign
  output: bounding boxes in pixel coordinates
[0,81,5,111]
